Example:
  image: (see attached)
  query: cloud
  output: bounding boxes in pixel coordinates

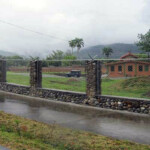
[141,0,150,26]
[0,0,149,57]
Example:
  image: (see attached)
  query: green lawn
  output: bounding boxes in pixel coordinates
[101,78,150,98]
[0,111,150,150]
[6,72,150,99]
[7,72,30,86]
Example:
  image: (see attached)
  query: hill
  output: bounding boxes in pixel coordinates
[0,50,17,57]
[78,43,141,59]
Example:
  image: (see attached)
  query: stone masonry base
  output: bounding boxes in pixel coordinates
[0,82,149,115]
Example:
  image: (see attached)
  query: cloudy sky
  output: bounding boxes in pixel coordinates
[0,0,149,57]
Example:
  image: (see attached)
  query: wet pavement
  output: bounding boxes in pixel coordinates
[0,146,9,150]
[0,95,150,145]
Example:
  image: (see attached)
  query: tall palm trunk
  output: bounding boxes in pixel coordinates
[77,47,80,59]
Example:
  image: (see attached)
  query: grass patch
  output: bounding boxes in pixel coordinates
[0,111,150,150]
[43,77,86,92]
[6,72,150,99]
[7,72,30,86]
[121,76,150,88]
[43,71,86,75]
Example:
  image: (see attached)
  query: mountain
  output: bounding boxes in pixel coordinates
[78,43,141,59]
[0,50,17,57]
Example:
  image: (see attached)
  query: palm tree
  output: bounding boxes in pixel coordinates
[102,47,113,58]
[74,38,84,57]
[68,40,76,54]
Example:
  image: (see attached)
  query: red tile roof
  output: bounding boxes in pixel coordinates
[120,52,138,59]
[106,60,150,66]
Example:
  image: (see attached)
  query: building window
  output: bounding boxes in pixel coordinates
[145,65,149,72]
[139,65,143,72]
[111,66,115,72]
[118,65,122,72]
[128,66,133,72]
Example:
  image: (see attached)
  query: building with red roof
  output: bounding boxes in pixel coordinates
[106,52,150,78]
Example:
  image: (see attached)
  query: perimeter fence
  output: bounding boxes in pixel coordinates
[2,58,150,99]
[41,60,86,92]
[6,59,30,86]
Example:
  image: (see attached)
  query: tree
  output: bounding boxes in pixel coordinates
[29,56,40,61]
[46,50,64,66]
[70,38,84,58]
[46,50,64,60]
[74,38,84,57]
[102,47,113,58]
[136,29,150,58]
[69,40,76,54]
[6,55,26,67]
[62,54,77,66]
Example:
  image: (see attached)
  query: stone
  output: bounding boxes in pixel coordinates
[141,107,145,110]
[86,61,101,98]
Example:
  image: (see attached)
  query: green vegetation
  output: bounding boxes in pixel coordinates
[0,111,150,150]
[137,29,150,58]
[69,38,84,56]
[7,72,30,86]
[69,39,76,54]
[78,43,141,59]
[102,47,113,58]
[7,72,150,99]
[135,53,149,58]
[43,77,86,92]
[102,77,150,98]
[45,50,81,67]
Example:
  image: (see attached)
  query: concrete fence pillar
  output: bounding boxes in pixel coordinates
[30,61,42,88]
[0,60,6,82]
[86,60,101,98]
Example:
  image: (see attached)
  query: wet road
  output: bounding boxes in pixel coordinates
[9,72,107,78]
[0,146,9,150]
[0,95,150,145]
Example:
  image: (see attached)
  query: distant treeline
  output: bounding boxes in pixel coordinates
[0,50,85,67]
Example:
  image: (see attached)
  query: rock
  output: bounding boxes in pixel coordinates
[141,107,145,110]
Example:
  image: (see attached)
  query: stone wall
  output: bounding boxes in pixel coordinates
[32,88,86,104]
[0,83,86,104]
[0,83,30,95]
[0,82,149,114]
[0,59,149,115]
[96,95,150,114]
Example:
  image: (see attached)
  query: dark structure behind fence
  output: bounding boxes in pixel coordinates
[0,60,6,83]
[0,59,149,115]
[30,61,42,88]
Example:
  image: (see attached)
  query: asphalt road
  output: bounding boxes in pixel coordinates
[0,146,9,150]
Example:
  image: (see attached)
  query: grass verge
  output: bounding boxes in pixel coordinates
[0,111,150,150]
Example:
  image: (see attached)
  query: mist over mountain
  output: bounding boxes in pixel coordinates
[0,50,17,57]
[0,43,143,59]
[78,43,141,59]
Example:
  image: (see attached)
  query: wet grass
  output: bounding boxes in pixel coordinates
[7,72,30,86]
[0,111,150,150]
[43,77,86,92]
[6,72,150,99]
[101,78,150,99]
